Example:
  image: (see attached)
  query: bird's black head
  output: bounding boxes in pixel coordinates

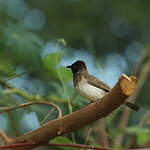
[66,60,87,74]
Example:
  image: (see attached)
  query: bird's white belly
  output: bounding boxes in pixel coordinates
[76,82,106,101]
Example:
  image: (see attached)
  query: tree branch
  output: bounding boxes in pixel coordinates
[0,101,62,118]
[0,74,137,150]
[0,142,150,150]
[0,130,13,145]
[0,142,113,150]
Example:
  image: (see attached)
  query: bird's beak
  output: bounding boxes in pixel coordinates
[66,65,71,68]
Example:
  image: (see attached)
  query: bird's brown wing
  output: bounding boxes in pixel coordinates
[86,74,111,92]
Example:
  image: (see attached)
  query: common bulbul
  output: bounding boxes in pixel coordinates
[67,60,139,111]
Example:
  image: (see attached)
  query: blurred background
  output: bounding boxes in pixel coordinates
[0,0,150,149]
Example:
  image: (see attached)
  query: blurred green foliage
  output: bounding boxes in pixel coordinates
[126,126,150,145]
[0,0,149,149]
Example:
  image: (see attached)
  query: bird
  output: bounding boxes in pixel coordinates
[66,60,140,111]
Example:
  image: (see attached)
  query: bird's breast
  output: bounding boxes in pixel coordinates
[76,81,107,101]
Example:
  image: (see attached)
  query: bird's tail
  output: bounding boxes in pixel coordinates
[124,101,140,111]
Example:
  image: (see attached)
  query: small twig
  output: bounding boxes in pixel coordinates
[0,79,13,89]
[0,142,113,150]
[1,142,150,150]
[139,111,150,127]
[7,112,18,136]
[2,88,41,101]
[47,143,113,150]
[132,45,149,75]
[84,120,109,147]
[0,130,13,145]
[0,79,67,103]
[84,128,93,145]
[84,126,113,147]
[0,101,62,118]
[98,119,109,147]
[40,108,54,125]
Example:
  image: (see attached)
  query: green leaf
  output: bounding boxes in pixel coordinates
[56,66,72,82]
[43,53,72,81]
[50,136,78,150]
[42,52,63,69]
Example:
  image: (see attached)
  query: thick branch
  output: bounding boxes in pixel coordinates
[1,74,136,150]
